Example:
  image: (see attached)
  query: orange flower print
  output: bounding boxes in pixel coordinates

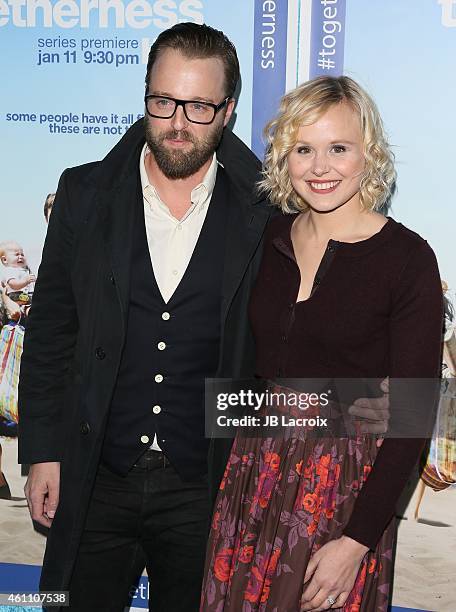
[363,465,372,480]
[212,511,220,531]
[307,521,317,536]
[239,545,254,564]
[317,454,331,471]
[303,457,314,478]
[259,496,269,509]
[368,558,377,574]
[214,548,233,583]
[303,492,318,513]
[219,465,229,491]
[315,454,332,487]
[255,472,275,509]
[325,501,336,519]
[244,566,263,603]
[264,451,280,471]
[359,562,367,585]
[260,578,272,603]
[266,548,281,575]
[296,460,303,475]
[242,454,249,463]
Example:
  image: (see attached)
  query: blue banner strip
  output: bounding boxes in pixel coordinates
[251,0,289,159]
[310,0,346,77]
[0,562,434,611]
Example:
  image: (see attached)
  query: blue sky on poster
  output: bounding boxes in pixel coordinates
[1,0,454,297]
[344,0,456,296]
[0,1,254,268]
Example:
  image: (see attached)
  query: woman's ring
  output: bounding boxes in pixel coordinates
[327,595,336,606]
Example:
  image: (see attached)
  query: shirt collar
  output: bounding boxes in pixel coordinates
[139,143,218,211]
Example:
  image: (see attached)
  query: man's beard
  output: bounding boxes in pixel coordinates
[144,118,223,180]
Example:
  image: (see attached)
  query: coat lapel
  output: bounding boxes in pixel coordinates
[97,173,140,334]
[215,128,271,324]
[221,189,270,324]
[94,120,145,336]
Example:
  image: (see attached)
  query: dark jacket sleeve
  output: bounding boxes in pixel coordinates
[18,169,79,464]
[343,241,443,550]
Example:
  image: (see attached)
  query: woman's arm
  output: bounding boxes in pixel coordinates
[301,240,443,611]
[343,240,443,550]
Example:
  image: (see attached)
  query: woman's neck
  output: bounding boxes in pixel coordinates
[299,200,384,245]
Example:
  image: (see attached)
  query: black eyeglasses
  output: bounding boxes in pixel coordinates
[144,94,230,125]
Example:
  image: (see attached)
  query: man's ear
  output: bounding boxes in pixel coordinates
[223,98,236,127]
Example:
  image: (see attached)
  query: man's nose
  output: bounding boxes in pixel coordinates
[170,104,189,131]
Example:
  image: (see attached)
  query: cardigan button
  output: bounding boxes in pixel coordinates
[95,346,106,360]
[80,421,90,435]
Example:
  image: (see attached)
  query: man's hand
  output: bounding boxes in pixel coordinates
[348,378,390,444]
[24,462,60,528]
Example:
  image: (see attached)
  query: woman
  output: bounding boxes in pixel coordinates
[201,76,443,611]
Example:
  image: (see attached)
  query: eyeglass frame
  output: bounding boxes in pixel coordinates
[144,94,230,125]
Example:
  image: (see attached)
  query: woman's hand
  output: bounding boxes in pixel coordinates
[300,536,369,611]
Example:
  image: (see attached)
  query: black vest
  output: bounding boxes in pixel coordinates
[101,168,229,480]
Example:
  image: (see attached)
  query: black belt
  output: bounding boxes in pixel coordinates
[132,449,171,470]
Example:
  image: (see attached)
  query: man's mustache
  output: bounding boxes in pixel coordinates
[161,129,194,143]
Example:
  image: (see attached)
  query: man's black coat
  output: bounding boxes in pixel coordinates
[18,119,271,591]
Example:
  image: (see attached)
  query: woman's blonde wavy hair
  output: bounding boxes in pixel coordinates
[259,76,396,213]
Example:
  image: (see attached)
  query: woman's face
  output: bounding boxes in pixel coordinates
[287,101,365,213]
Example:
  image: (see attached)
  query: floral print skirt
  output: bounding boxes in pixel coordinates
[201,430,395,611]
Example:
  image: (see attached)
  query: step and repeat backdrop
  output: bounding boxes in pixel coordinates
[0,1,455,611]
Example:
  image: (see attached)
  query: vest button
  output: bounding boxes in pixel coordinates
[80,421,90,435]
[157,341,166,351]
[140,435,150,444]
[161,312,170,321]
[95,347,106,360]
[152,405,161,414]
[154,374,163,383]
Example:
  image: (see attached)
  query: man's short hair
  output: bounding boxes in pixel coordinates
[145,22,240,99]
[44,193,55,222]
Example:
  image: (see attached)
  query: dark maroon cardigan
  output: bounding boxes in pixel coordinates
[249,214,443,550]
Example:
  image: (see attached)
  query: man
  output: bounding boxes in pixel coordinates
[19,21,389,612]
[19,22,271,612]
